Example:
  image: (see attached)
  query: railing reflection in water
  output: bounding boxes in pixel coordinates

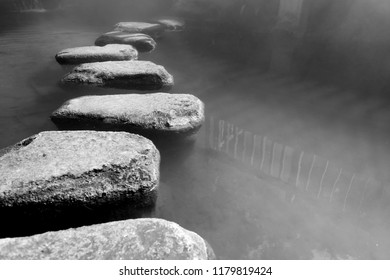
[206,116,388,216]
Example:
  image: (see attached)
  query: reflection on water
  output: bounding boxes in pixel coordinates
[208,116,386,216]
[1,8,390,259]
[153,118,390,259]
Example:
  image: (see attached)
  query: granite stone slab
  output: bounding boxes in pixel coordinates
[55,44,138,65]
[95,31,156,53]
[153,18,185,31]
[0,131,160,211]
[61,61,174,90]
[0,218,215,260]
[114,22,165,37]
[51,93,204,137]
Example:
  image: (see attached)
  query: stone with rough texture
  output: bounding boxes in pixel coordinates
[51,93,205,137]
[61,61,174,90]
[153,18,185,31]
[114,22,165,37]
[95,31,156,53]
[0,218,215,260]
[55,44,138,65]
[0,131,160,210]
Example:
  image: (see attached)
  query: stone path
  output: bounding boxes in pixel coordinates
[55,44,138,65]
[95,31,157,52]
[61,60,174,90]
[113,19,185,37]
[0,16,213,259]
[0,131,160,210]
[0,218,215,260]
[153,18,185,31]
[114,22,165,38]
[51,93,205,137]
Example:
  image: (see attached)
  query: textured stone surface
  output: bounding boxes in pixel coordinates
[55,44,138,65]
[154,18,185,31]
[0,218,215,260]
[0,131,160,210]
[95,31,156,53]
[51,93,204,137]
[114,22,165,37]
[61,61,174,90]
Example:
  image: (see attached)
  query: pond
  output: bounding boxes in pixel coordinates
[1,3,390,259]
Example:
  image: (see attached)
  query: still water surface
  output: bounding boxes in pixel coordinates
[1,11,390,259]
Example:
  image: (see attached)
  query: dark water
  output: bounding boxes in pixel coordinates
[1,5,390,259]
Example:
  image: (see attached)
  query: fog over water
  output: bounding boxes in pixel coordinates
[1,0,390,259]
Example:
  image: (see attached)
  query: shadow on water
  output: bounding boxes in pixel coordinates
[0,200,156,238]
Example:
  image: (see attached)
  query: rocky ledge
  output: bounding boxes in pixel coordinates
[0,218,215,259]
[55,44,138,65]
[51,93,204,137]
[61,60,174,90]
[114,22,165,38]
[95,31,156,53]
[0,131,160,212]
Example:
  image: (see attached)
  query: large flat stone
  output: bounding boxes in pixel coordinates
[51,93,205,137]
[61,61,174,90]
[95,31,156,53]
[0,218,215,259]
[153,18,185,32]
[0,131,160,211]
[55,44,138,65]
[114,22,165,37]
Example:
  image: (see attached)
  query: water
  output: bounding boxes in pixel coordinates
[1,4,390,259]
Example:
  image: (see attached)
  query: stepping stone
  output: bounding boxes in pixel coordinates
[0,218,215,259]
[61,61,174,90]
[114,22,165,37]
[153,18,185,31]
[55,44,138,65]
[95,31,156,53]
[51,93,205,137]
[0,131,160,212]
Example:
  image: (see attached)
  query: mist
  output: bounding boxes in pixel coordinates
[1,0,390,259]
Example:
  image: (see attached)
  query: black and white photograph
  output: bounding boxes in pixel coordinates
[0,0,390,271]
